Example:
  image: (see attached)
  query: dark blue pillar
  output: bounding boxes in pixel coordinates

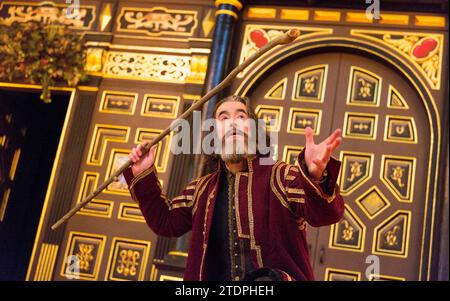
[202,0,244,120]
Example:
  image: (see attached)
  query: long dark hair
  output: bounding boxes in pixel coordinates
[205,95,272,171]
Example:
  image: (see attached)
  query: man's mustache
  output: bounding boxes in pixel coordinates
[223,128,247,140]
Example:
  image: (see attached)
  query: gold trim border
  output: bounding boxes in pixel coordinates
[33,243,59,281]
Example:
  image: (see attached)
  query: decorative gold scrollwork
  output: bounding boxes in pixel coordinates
[354,123,369,131]
[351,30,444,90]
[347,161,363,182]
[383,34,441,88]
[302,75,318,94]
[106,238,151,281]
[77,244,95,271]
[381,155,416,202]
[116,7,198,36]
[357,78,373,98]
[61,232,106,280]
[0,1,96,29]
[237,25,332,78]
[339,151,374,196]
[298,118,312,127]
[385,226,400,246]
[329,205,365,252]
[341,220,354,241]
[373,210,411,258]
[293,65,328,102]
[390,166,406,188]
[395,125,405,135]
[347,66,381,106]
[102,51,191,83]
[116,249,141,277]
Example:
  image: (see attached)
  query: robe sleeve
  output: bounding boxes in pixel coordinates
[123,165,197,237]
[281,148,345,227]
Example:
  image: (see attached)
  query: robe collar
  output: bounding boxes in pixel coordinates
[216,155,258,176]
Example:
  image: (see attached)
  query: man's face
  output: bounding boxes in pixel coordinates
[215,101,251,163]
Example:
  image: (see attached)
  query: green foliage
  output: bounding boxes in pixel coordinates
[0,21,87,103]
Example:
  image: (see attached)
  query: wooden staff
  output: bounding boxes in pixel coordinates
[51,28,300,230]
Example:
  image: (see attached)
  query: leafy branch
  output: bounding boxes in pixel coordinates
[0,21,88,103]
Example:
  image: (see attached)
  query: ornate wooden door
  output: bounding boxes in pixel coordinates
[241,51,428,281]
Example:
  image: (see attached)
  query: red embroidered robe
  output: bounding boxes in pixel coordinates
[123,149,344,281]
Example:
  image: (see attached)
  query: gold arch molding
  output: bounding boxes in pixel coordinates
[233,36,442,281]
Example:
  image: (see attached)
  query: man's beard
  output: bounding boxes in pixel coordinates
[220,129,249,163]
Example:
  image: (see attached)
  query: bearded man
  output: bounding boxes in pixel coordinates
[124,95,344,281]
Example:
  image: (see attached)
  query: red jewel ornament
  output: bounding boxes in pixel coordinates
[411,37,438,60]
[250,29,269,49]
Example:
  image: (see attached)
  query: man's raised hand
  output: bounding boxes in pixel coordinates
[304,127,342,181]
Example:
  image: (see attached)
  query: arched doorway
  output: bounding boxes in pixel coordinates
[232,40,440,280]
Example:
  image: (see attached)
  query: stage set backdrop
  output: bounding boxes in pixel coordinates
[0,0,448,281]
